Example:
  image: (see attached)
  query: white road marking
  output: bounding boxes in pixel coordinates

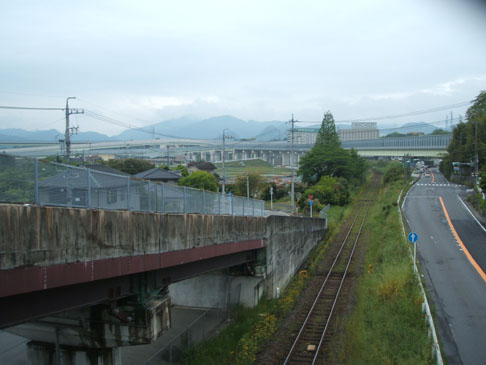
[457,196,486,233]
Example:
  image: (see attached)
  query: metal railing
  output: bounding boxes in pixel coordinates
[0,153,265,217]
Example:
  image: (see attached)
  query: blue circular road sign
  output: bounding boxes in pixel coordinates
[408,232,418,243]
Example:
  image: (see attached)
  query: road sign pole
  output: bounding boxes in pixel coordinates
[414,241,417,272]
[408,232,418,272]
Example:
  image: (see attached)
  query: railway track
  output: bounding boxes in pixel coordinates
[283,202,370,364]
[281,174,380,364]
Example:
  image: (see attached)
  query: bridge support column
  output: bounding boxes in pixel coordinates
[27,341,121,365]
[9,294,171,365]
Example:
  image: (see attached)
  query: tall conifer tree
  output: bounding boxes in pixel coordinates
[316,111,341,146]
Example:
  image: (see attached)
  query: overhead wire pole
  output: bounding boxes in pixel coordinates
[222,129,232,194]
[290,115,295,214]
[64,97,84,164]
[475,120,479,185]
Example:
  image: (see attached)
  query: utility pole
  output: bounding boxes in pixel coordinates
[246,170,250,199]
[289,115,295,214]
[222,129,233,194]
[64,97,83,164]
[167,145,170,167]
[475,120,479,185]
[270,185,273,210]
[152,127,156,150]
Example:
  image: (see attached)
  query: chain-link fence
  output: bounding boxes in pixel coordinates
[0,154,265,217]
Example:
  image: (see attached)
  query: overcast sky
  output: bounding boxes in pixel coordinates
[1,0,485,136]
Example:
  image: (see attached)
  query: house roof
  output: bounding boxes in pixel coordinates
[84,164,130,176]
[188,162,217,171]
[39,167,129,189]
[133,168,181,181]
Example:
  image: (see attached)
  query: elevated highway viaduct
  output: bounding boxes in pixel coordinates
[2,134,451,162]
[0,204,326,364]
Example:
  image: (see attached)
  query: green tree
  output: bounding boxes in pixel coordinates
[383,163,405,184]
[466,91,486,121]
[106,158,154,175]
[260,182,289,201]
[384,132,406,138]
[440,91,486,178]
[430,129,449,135]
[298,112,367,184]
[174,164,189,177]
[298,143,351,184]
[316,111,341,147]
[348,148,368,184]
[298,111,366,185]
[178,170,218,192]
[298,176,349,210]
[233,170,264,198]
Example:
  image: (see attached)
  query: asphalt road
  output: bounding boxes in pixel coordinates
[403,168,486,365]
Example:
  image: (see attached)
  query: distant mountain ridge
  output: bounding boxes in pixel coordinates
[0,116,289,143]
[0,117,450,143]
[379,122,445,136]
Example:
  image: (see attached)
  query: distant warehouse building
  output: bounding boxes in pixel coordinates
[338,122,379,142]
[288,128,320,144]
[288,122,379,144]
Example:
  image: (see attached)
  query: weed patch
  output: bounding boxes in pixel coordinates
[336,174,433,364]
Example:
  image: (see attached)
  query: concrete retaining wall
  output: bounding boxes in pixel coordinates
[265,216,327,298]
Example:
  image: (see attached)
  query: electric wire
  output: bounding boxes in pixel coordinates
[0,105,64,111]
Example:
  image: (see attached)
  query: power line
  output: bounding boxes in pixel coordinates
[299,115,461,130]
[292,101,470,124]
[0,105,64,111]
[84,110,188,140]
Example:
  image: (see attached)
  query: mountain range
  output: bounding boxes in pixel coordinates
[0,116,449,143]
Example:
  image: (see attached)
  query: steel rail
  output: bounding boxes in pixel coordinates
[283,205,365,365]
[312,203,371,364]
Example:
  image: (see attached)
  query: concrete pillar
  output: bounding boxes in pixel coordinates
[169,272,265,309]
[27,342,121,365]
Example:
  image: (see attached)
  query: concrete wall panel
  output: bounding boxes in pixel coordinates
[0,204,326,304]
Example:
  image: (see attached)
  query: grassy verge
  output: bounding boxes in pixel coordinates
[181,274,307,365]
[334,175,433,363]
[181,302,275,365]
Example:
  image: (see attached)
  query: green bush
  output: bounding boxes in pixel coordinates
[383,164,404,184]
[298,176,349,211]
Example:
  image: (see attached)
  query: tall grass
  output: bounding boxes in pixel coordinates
[181,302,274,365]
[334,176,433,364]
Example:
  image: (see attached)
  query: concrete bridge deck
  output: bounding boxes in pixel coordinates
[0,203,326,330]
